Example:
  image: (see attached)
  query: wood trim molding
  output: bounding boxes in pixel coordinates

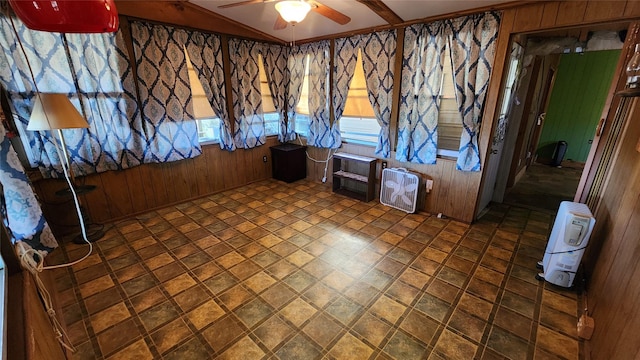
[576,21,640,206]
[298,1,537,44]
[115,0,284,44]
[389,27,404,153]
[355,0,403,25]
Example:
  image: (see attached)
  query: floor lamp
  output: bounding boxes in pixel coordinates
[27,93,104,243]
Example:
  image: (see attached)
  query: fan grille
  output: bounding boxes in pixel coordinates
[380,168,419,213]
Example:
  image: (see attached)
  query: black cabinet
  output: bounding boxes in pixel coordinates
[270,143,307,183]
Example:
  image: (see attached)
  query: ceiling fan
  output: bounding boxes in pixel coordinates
[219,0,351,30]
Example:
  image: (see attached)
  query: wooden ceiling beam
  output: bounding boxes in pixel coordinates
[299,1,537,44]
[115,0,284,44]
[356,0,403,25]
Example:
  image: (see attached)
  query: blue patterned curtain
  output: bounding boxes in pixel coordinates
[360,30,396,158]
[397,21,447,164]
[285,47,307,139]
[131,21,202,162]
[0,124,57,257]
[447,12,501,171]
[65,32,146,172]
[228,39,265,149]
[0,14,144,177]
[303,41,339,148]
[0,17,71,176]
[184,31,235,151]
[262,44,291,142]
[333,36,360,135]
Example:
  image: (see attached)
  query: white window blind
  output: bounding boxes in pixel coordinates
[340,48,379,146]
[258,54,278,136]
[185,48,221,144]
[438,48,463,154]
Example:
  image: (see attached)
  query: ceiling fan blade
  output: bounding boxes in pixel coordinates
[308,0,350,25]
[218,0,272,9]
[274,14,288,30]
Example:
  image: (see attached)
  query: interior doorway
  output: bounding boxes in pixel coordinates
[483,22,629,214]
[503,163,583,211]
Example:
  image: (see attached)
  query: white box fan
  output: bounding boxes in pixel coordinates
[380,168,420,213]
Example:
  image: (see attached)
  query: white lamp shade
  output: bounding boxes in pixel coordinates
[275,1,311,23]
[27,93,89,130]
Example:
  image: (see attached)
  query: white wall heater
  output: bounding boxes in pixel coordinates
[537,201,595,288]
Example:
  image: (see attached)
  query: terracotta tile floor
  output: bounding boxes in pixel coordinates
[48,179,582,360]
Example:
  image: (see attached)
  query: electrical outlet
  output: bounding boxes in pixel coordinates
[382,161,387,169]
[425,179,433,193]
[263,155,267,163]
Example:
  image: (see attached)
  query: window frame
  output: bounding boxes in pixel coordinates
[184,47,222,145]
[337,48,380,148]
[294,54,311,137]
[257,53,279,137]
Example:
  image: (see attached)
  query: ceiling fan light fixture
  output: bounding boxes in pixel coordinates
[275,0,311,24]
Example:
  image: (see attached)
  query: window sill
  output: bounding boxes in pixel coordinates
[342,139,377,148]
[437,149,458,158]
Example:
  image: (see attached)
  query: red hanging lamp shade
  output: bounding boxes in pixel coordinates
[8,0,119,33]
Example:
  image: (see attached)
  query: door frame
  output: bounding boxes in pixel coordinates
[576,22,640,208]
[476,22,632,220]
[526,66,557,167]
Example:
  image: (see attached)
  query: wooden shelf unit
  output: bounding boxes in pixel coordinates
[332,152,376,202]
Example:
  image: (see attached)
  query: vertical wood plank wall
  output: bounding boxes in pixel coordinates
[32,138,277,228]
[23,2,640,358]
[586,97,640,360]
[306,0,640,223]
[477,2,640,359]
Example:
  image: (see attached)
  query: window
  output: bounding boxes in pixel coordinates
[295,54,311,137]
[258,54,279,136]
[437,47,463,157]
[340,48,380,146]
[185,48,220,144]
[499,46,521,119]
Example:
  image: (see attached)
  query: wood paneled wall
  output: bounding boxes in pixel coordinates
[27,1,640,222]
[115,0,283,43]
[17,2,640,359]
[306,144,481,222]
[585,97,640,359]
[305,0,640,222]
[33,138,277,230]
[304,7,640,356]
[495,2,640,359]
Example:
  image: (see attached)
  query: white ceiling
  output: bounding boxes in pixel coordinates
[189,0,514,42]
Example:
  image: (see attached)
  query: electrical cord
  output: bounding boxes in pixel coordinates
[297,135,337,183]
[10,14,93,270]
[544,245,588,255]
[9,14,91,353]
